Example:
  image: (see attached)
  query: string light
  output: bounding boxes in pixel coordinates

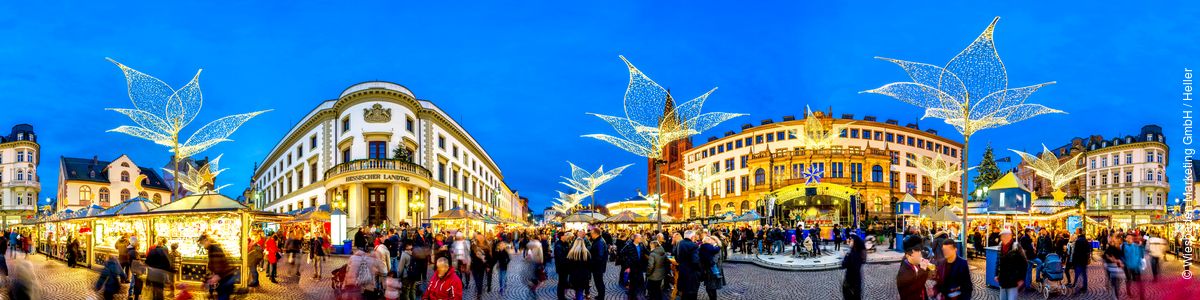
[104,58,271,160]
[790,105,853,150]
[584,56,746,160]
[662,165,720,198]
[1010,144,1086,193]
[551,190,586,214]
[908,154,964,197]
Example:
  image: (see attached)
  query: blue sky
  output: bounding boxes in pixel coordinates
[1,1,1195,212]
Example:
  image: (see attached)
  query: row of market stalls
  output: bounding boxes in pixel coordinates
[425,207,530,233]
[552,210,764,230]
[17,193,290,289]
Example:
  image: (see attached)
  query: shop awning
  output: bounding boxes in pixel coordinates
[101,197,161,216]
[73,205,106,219]
[736,211,763,222]
[431,207,477,220]
[603,211,648,224]
[562,213,599,223]
[148,193,249,214]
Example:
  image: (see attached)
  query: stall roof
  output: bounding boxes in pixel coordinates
[149,193,249,213]
[101,197,161,216]
[431,207,480,220]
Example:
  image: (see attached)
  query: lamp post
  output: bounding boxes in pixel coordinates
[410,193,425,227]
[331,191,347,252]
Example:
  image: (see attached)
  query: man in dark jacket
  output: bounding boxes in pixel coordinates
[554,233,574,300]
[987,227,1001,247]
[934,239,972,300]
[201,234,236,300]
[896,235,930,300]
[674,230,702,300]
[995,229,1026,300]
[622,234,649,299]
[146,237,177,298]
[353,227,368,252]
[588,228,608,300]
[246,238,264,287]
[1070,228,1093,292]
[385,230,402,277]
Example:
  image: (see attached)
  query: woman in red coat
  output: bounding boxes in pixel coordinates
[265,233,280,283]
[423,257,463,300]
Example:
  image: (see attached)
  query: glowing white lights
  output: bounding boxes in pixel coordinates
[105,58,270,160]
[1010,145,1086,193]
[162,154,230,194]
[560,162,632,200]
[662,165,720,198]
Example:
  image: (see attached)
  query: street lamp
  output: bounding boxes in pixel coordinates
[409,193,425,227]
[331,191,347,250]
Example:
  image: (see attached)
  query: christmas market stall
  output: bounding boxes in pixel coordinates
[430,208,486,234]
[91,197,160,265]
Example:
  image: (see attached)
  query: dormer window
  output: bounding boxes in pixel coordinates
[121,162,130,167]
[121,171,130,182]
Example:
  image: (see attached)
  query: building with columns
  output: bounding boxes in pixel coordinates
[673,110,963,227]
[251,81,521,230]
[1,124,39,227]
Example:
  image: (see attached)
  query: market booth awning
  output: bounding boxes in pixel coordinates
[736,211,763,222]
[101,197,161,216]
[287,204,331,223]
[73,205,106,219]
[562,213,599,223]
[602,211,648,224]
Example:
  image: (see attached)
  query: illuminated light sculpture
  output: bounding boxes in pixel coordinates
[908,154,964,209]
[1010,144,1086,201]
[104,58,270,198]
[862,16,1064,246]
[162,154,229,194]
[662,165,720,223]
[584,56,746,229]
[792,105,853,150]
[802,164,824,185]
[551,190,586,215]
[561,161,632,215]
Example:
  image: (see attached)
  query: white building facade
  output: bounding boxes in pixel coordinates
[0,124,39,227]
[1083,125,1169,228]
[252,82,519,229]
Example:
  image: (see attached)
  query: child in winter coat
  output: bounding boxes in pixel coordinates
[384,271,403,300]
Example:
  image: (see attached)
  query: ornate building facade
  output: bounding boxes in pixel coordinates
[646,94,691,219]
[0,124,39,227]
[55,155,172,211]
[251,82,521,229]
[675,110,963,227]
[1019,125,1169,228]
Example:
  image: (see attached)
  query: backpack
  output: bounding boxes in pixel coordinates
[355,258,375,289]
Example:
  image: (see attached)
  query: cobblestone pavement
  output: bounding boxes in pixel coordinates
[0,251,1196,299]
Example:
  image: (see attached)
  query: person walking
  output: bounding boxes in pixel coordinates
[1147,234,1166,282]
[450,232,471,291]
[525,239,546,300]
[399,244,418,300]
[841,235,865,300]
[201,234,237,300]
[287,229,304,278]
[674,231,702,300]
[587,229,608,300]
[1069,228,1092,293]
[896,235,930,300]
[994,229,1026,300]
[1122,232,1145,300]
[833,224,843,252]
[554,232,574,300]
[311,231,328,279]
[66,236,79,268]
[494,240,511,293]
[622,234,649,300]
[116,235,131,283]
[646,241,668,300]
[469,236,488,299]
[567,237,592,300]
[246,236,264,288]
[146,237,176,300]
[94,256,126,300]
[348,248,386,299]
[934,239,972,300]
[423,257,462,300]
[265,232,280,283]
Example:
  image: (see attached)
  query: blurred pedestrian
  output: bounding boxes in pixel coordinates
[841,235,865,300]
[201,234,237,300]
[147,237,177,299]
[934,239,972,300]
[994,229,1026,300]
[94,256,126,300]
[7,259,38,300]
[423,257,462,300]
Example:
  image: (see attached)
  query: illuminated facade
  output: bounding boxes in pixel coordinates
[676,110,963,226]
[251,81,521,229]
[1,124,39,226]
[55,155,171,211]
[1022,125,1168,228]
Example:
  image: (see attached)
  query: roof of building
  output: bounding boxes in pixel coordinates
[0,124,36,144]
[60,156,170,190]
[1049,124,1165,156]
[697,109,963,150]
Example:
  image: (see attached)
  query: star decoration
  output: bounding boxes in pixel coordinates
[1010,144,1086,192]
[803,164,824,185]
[163,154,230,194]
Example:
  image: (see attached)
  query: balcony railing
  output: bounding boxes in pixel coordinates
[1,180,39,188]
[325,158,432,179]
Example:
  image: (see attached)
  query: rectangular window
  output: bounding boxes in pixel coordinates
[406,117,415,133]
[951,148,957,158]
[438,162,446,182]
[756,135,763,144]
[744,137,753,146]
[297,145,303,157]
[341,149,350,163]
[776,132,785,141]
[766,134,774,142]
[850,129,859,138]
[712,162,720,173]
[725,178,735,194]
[896,134,905,144]
[735,140,743,148]
[917,139,925,149]
[438,135,446,149]
[310,135,317,149]
[1125,153,1132,164]
[740,155,748,168]
[861,130,871,139]
[341,117,350,132]
[726,142,733,151]
[369,141,387,159]
[907,137,914,146]
[874,131,882,140]
[850,163,863,183]
[740,176,749,191]
[717,145,725,153]
[886,133,894,142]
[310,163,318,184]
[725,158,734,171]
[452,145,459,158]
[830,162,844,178]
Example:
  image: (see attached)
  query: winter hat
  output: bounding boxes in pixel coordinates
[902,235,924,253]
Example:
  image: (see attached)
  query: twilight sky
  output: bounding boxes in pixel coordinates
[1,1,1195,212]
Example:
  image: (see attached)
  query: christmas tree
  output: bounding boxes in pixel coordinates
[973,145,1003,195]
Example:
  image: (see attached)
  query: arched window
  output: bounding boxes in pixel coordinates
[153,194,162,204]
[740,201,750,213]
[121,171,130,182]
[754,168,766,185]
[689,207,697,218]
[139,191,148,198]
[99,187,109,203]
[24,193,32,205]
[874,197,883,212]
[121,162,130,167]
[120,189,131,201]
[16,170,24,181]
[712,204,721,215]
[79,186,93,201]
[871,165,883,182]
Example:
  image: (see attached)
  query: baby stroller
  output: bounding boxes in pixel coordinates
[331,264,348,292]
[1035,253,1070,299]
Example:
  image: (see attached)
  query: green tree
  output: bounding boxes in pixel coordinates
[973,145,1002,193]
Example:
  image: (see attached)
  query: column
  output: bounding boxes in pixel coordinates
[386,184,397,225]
[348,183,363,228]
[397,186,410,224]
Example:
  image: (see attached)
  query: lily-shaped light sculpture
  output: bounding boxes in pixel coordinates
[585,55,745,229]
[1010,144,1086,201]
[662,165,721,218]
[792,105,853,150]
[908,154,964,209]
[163,154,230,195]
[552,190,587,215]
[560,161,632,212]
[861,17,1063,244]
[105,58,270,178]
[584,56,746,160]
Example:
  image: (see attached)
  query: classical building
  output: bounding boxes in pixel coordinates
[55,155,172,211]
[1019,125,1169,228]
[251,81,521,229]
[0,124,39,227]
[675,110,963,227]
